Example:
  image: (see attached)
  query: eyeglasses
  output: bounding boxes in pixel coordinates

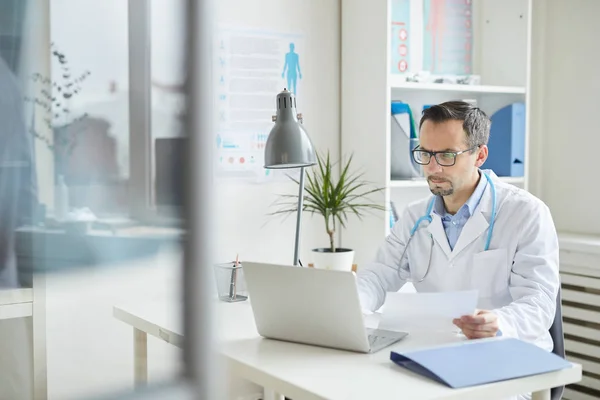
[412,146,477,167]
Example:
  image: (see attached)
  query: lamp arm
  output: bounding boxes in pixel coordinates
[293,167,305,266]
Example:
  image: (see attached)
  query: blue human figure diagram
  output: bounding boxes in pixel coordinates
[282,42,302,94]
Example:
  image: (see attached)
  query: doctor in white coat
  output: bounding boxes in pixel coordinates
[357,101,560,353]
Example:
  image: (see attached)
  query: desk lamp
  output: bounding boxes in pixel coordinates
[264,88,316,266]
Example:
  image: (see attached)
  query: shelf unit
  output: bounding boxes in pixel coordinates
[389,77,527,95]
[389,176,525,189]
[341,0,533,266]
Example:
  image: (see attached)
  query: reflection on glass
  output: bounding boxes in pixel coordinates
[0,1,37,397]
[50,0,130,216]
[151,0,186,223]
[1,0,188,399]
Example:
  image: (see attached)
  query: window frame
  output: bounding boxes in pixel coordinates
[128,0,184,226]
[127,0,153,222]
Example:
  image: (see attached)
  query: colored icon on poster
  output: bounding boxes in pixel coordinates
[282,42,302,95]
[398,60,408,72]
[398,44,408,56]
[390,0,411,75]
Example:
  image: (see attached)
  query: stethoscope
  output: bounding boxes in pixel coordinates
[397,172,497,282]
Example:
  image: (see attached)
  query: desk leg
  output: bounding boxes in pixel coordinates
[531,389,550,400]
[134,328,148,387]
[263,388,284,400]
[33,274,48,400]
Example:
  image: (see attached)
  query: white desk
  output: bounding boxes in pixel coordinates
[0,288,32,320]
[0,279,47,400]
[113,296,582,400]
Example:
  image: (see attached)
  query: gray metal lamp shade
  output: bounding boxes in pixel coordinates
[264,89,316,266]
[264,88,316,169]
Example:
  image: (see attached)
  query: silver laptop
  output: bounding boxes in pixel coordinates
[241,261,408,353]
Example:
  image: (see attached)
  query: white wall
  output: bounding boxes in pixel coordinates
[531,0,600,235]
[42,0,341,399]
[49,0,341,264]
[213,0,341,266]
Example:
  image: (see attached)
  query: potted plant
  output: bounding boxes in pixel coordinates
[25,42,91,169]
[24,42,91,222]
[271,151,385,271]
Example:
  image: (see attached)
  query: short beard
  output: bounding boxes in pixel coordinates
[427,177,454,196]
[430,186,454,196]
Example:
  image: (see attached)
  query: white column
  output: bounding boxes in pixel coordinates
[22,0,54,210]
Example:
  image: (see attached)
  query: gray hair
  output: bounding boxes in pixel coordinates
[419,101,491,149]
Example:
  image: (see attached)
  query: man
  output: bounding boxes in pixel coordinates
[357,101,559,351]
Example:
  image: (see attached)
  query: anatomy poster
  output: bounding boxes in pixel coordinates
[423,0,473,75]
[390,0,411,75]
[213,26,305,182]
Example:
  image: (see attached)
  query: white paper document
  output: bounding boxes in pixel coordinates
[378,290,479,333]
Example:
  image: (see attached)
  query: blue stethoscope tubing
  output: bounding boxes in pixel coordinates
[399,172,497,282]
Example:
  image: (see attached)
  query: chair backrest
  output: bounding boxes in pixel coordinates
[550,285,566,400]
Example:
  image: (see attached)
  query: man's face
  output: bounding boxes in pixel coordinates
[418,119,486,196]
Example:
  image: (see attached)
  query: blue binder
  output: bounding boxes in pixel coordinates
[390,102,421,179]
[484,103,526,177]
[390,338,572,388]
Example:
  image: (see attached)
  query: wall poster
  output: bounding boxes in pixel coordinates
[213,26,306,183]
[390,0,411,75]
[423,0,473,75]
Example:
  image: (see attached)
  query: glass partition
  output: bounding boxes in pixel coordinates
[0,0,215,399]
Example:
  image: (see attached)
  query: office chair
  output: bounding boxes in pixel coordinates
[549,285,565,400]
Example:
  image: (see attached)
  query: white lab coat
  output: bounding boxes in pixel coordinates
[357,170,560,354]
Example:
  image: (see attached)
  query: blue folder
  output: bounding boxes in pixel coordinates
[390,338,572,388]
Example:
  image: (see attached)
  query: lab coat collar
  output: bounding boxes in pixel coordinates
[426,169,500,261]
[450,169,498,258]
[427,213,452,258]
[450,209,490,258]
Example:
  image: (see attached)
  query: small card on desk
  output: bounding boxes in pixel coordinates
[390,338,572,388]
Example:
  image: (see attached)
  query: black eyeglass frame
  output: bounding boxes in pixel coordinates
[411,145,479,167]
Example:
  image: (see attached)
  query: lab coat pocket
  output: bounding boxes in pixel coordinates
[471,249,509,297]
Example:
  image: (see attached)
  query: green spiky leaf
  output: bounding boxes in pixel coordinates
[268,150,385,252]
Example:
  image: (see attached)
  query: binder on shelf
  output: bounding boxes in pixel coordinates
[390,338,572,389]
[484,103,526,177]
[390,102,422,180]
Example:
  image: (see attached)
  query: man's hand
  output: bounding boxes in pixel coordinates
[453,309,499,339]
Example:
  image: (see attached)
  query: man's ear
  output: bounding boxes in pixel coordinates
[475,145,488,168]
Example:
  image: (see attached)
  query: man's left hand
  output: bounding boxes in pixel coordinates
[453,309,499,339]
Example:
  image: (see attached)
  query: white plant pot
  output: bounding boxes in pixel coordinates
[311,248,355,271]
